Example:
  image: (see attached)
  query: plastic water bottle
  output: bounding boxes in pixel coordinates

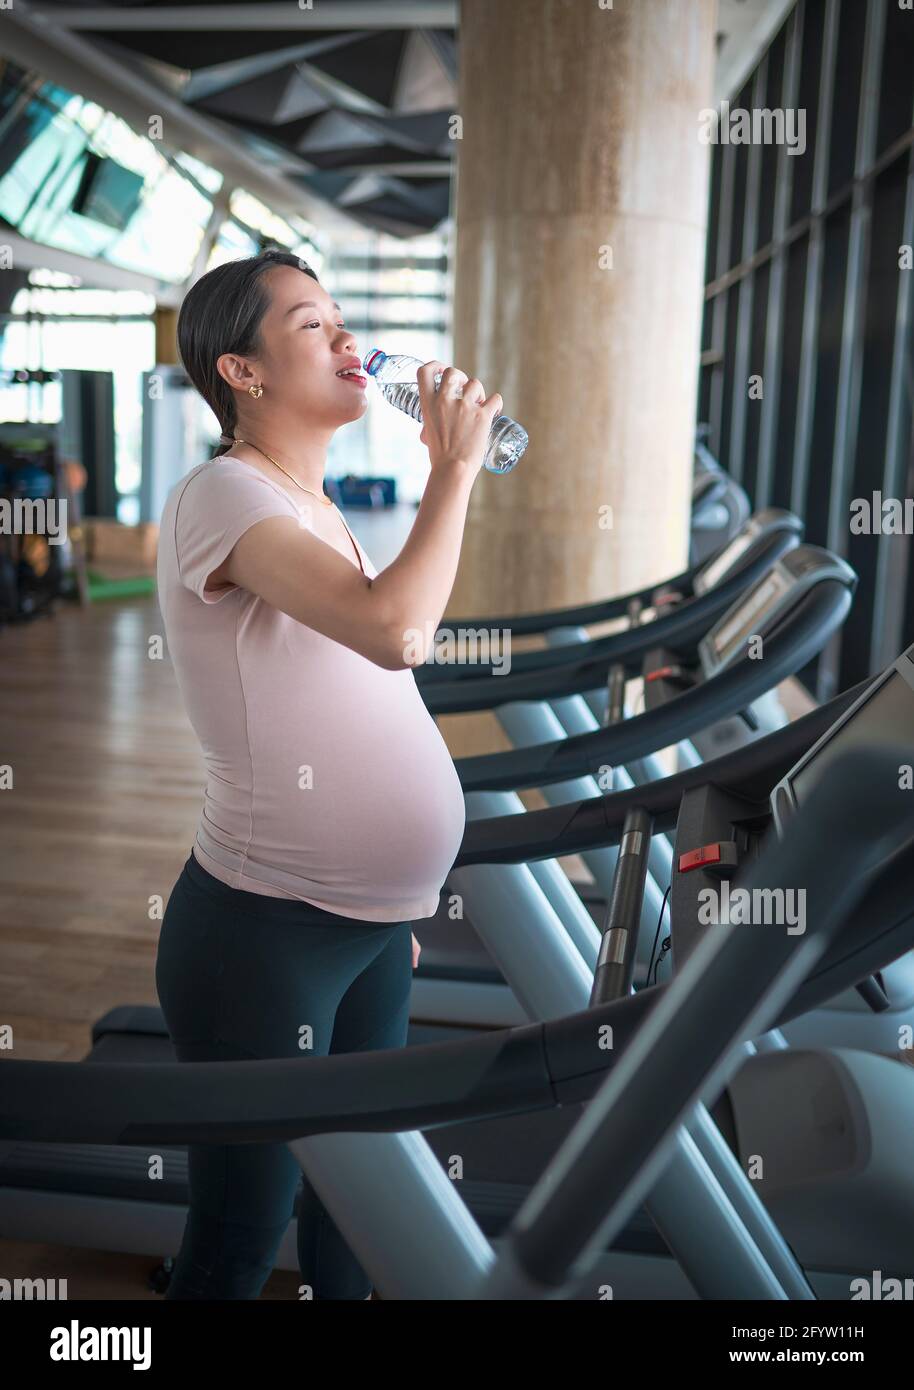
[362,348,527,474]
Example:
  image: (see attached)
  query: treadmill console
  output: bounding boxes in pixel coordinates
[698,545,856,678]
[770,646,914,837]
[671,644,914,969]
[692,508,801,597]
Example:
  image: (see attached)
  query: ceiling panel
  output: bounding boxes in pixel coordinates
[39,0,459,236]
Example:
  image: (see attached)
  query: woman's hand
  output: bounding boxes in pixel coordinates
[411,932,421,970]
[417,361,503,476]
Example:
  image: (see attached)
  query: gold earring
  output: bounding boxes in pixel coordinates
[248,384,263,398]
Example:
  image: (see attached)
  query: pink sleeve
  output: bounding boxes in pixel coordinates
[175,460,301,604]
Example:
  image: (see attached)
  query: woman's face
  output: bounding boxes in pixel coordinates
[231,264,369,431]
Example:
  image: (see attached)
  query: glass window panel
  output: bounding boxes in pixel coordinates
[0,307,154,501]
[231,189,293,245]
[877,1,914,157]
[206,220,261,269]
[772,235,809,509]
[826,0,866,196]
[756,30,786,250]
[0,84,216,283]
[790,0,826,223]
[176,151,224,196]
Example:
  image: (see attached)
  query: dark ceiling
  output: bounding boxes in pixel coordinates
[37,1,459,238]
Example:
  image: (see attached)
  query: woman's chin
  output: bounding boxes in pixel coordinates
[335,393,371,425]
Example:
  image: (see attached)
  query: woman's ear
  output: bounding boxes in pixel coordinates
[216,352,254,392]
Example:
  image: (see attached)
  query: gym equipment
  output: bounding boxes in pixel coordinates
[0,425,77,624]
[8,636,912,1303]
[420,545,847,710]
[411,545,858,1032]
[3,669,914,1297]
[429,546,855,766]
[421,544,914,1055]
[418,508,801,685]
[431,506,798,646]
[689,429,750,566]
[421,511,806,952]
[410,510,805,1031]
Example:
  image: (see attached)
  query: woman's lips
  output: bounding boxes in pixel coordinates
[337,372,367,389]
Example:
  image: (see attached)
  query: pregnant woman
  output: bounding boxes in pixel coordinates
[155,248,502,1300]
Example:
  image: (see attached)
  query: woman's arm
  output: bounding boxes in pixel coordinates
[367,363,502,664]
[219,362,502,670]
[211,515,414,670]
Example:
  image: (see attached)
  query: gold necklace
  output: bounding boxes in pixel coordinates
[233,437,333,507]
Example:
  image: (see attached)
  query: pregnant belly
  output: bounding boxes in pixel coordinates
[332,754,466,894]
[247,697,468,907]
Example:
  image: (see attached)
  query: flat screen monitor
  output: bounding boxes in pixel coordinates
[72,153,144,232]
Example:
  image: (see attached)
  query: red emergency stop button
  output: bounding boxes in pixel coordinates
[678,843,723,873]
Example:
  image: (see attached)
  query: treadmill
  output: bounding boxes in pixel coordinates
[429,505,798,647]
[412,509,805,1030]
[689,431,750,566]
[417,508,802,686]
[420,544,914,1056]
[2,669,914,1299]
[411,545,859,1030]
[0,553,879,1296]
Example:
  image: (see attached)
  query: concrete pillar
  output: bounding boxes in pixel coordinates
[440,0,717,760]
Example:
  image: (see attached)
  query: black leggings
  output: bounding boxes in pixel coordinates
[154,852,413,1300]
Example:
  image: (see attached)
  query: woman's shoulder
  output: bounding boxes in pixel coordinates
[189,453,272,490]
[169,454,295,517]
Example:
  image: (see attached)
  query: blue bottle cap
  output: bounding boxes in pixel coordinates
[363,348,386,376]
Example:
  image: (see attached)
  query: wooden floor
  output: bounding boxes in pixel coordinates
[1,597,204,1064]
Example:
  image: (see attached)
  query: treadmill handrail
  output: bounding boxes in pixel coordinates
[435,507,794,641]
[452,678,868,866]
[428,547,854,713]
[420,522,801,684]
[421,590,724,705]
[450,582,852,787]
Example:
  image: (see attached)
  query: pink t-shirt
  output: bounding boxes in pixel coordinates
[156,455,466,922]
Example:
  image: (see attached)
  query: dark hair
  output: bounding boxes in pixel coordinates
[176,248,320,455]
